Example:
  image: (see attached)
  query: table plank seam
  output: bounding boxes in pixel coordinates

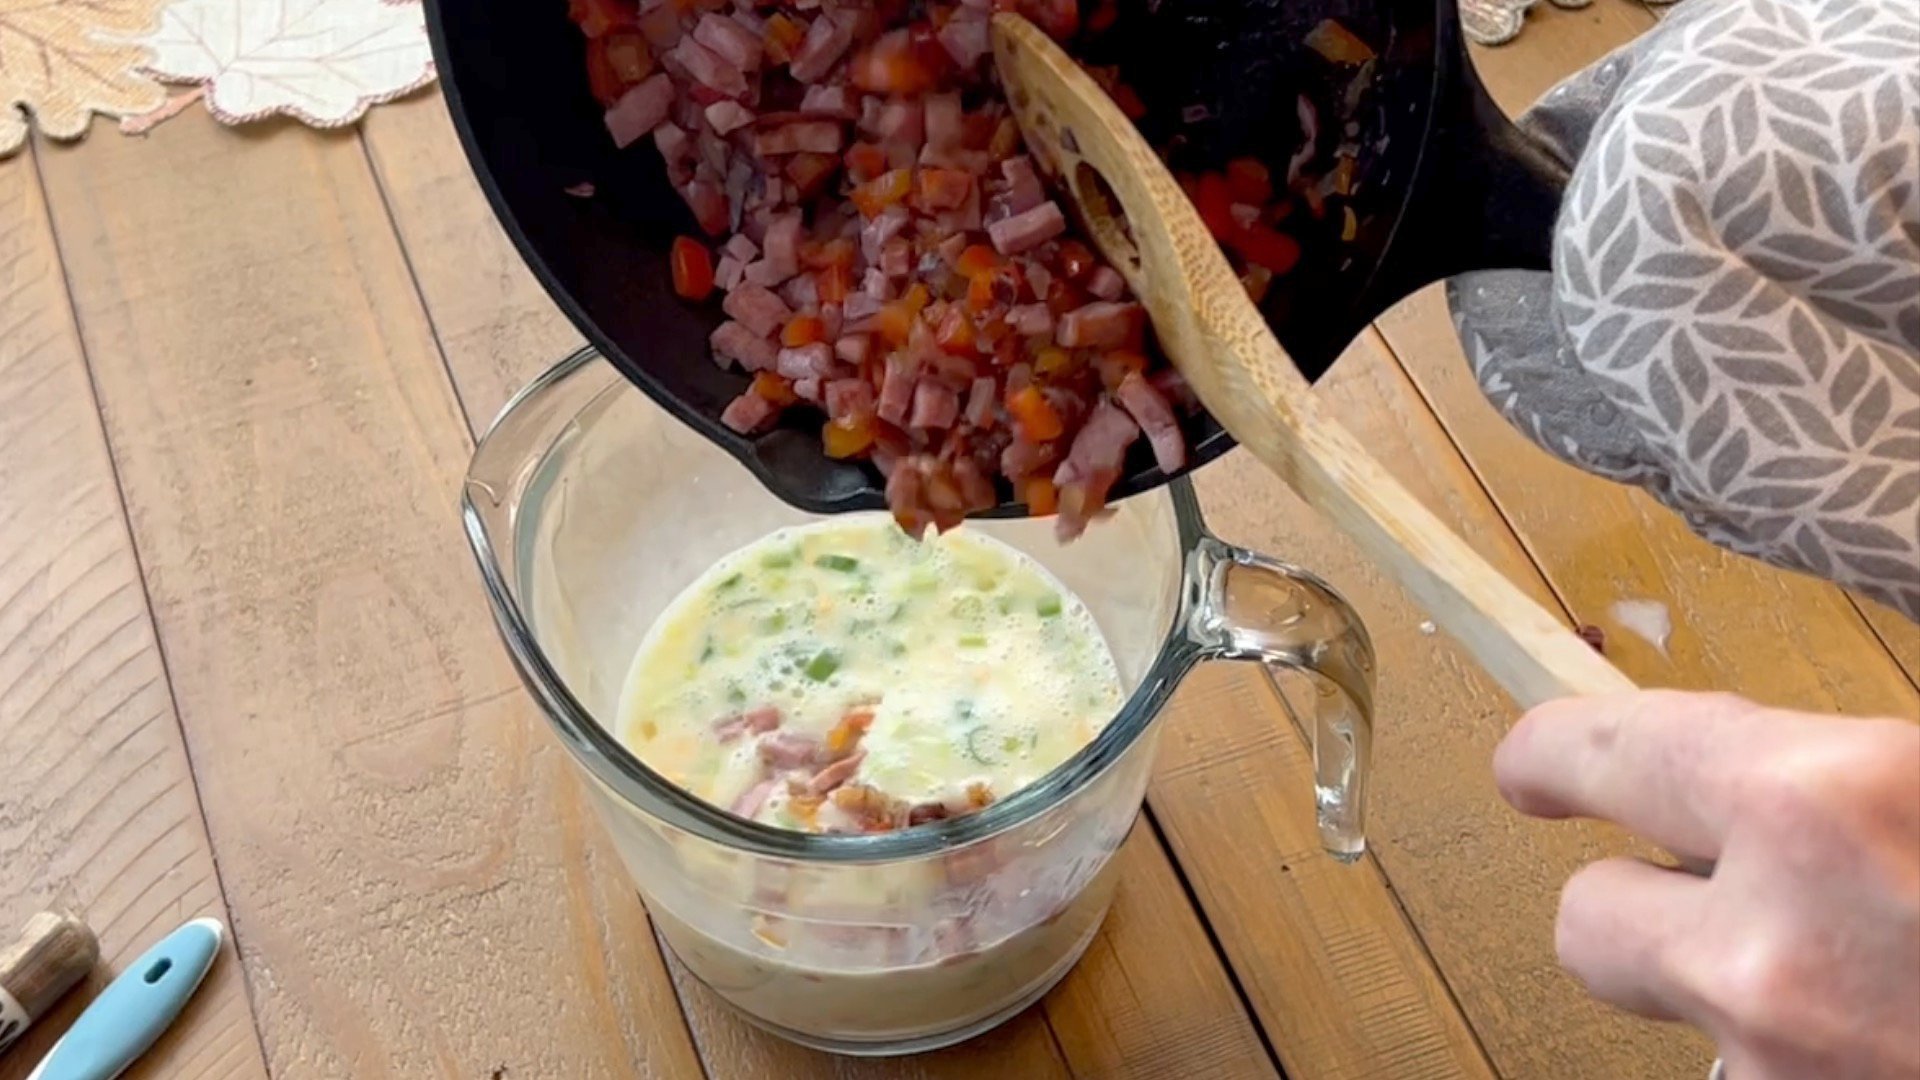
[1138,811,1290,1075]
[21,134,274,1076]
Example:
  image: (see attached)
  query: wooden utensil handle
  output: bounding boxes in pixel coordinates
[0,911,98,1053]
[1265,394,1636,705]
[991,14,1636,708]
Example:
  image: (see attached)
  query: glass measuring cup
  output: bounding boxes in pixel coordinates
[462,348,1376,1055]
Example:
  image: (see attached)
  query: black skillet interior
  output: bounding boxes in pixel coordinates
[425,0,1564,516]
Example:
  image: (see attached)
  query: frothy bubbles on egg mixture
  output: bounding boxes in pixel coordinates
[616,514,1124,833]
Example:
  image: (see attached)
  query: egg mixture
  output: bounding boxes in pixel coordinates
[616,515,1123,832]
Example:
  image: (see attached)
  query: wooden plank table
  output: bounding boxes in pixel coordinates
[3,2,1913,1077]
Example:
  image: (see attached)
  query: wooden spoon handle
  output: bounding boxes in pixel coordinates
[991,15,1635,706]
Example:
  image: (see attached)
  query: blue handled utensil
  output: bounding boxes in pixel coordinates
[24,918,222,1080]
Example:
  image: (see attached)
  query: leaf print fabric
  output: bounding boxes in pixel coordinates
[1450,0,1920,621]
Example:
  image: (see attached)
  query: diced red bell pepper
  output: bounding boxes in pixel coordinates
[1232,226,1301,275]
[670,236,716,301]
[569,0,636,38]
[1225,157,1273,205]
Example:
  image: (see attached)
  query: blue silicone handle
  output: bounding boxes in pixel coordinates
[30,918,222,1080]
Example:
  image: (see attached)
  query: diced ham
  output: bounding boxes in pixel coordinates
[1150,367,1199,411]
[965,376,996,427]
[953,457,995,511]
[776,343,835,380]
[799,84,857,118]
[789,12,856,81]
[924,93,963,153]
[988,200,1067,255]
[872,99,923,152]
[1086,265,1126,301]
[722,283,793,337]
[711,320,778,371]
[1008,303,1053,337]
[1001,434,1055,479]
[605,74,675,148]
[693,13,763,71]
[860,206,910,263]
[729,778,777,819]
[1025,261,1053,298]
[1057,302,1144,349]
[1000,156,1047,214]
[714,705,782,742]
[1115,371,1186,474]
[842,293,883,323]
[877,354,919,425]
[753,120,845,156]
[880,237,911,278]
[806,750,866,795]
[779,271,819,308]
[759,731,823,767]
[653,121,692,166]
[682,176,730,235]
[572,0,1208,546]
[704,99,753,136]
[721,391,780,434]
[824,376,874,417]
[937,15,991,70]
[762,213,803,278]
[743,258,791,287]
[910,380,960,429]
[670,37,748,99]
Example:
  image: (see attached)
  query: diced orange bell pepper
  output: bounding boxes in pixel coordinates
[823,414,876,458]
[1023,476,1058,515]
[751,372,798,406]
[781,314,828,348]
[1005,385,1063,441]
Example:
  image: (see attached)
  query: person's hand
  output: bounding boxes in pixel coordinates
[1496,690,1920,1080]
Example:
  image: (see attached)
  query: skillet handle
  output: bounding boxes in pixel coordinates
[1351,24,1568,320]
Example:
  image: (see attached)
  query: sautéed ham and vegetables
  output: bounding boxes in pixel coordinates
[567,0,1374,541]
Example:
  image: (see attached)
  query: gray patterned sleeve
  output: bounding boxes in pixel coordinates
[1448,0,1920,622]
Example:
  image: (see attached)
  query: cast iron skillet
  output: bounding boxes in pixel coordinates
[424,0,1564,516]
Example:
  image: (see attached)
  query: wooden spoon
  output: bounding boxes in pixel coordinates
[991,13,1635,706]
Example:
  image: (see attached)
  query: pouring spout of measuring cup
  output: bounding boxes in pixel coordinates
[1182,534,1377,862]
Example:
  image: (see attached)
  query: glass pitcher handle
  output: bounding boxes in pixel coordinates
[1185,535,1377,862]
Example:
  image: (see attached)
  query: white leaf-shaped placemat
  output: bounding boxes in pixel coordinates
[0,0,166,157]
[131,0,435,128]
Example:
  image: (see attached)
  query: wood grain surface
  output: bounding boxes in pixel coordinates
[30,116,705,1078]
[0,145,266,1080]
[0,2,1912,1078]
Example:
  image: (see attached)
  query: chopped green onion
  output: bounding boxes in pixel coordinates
[759,610,788,633]
[760,550,795,569]
[802,649,841,681]
[959,634,987,648]
[814,554,860,573]
[1036,594,1063,618]
[963,725,998,765]
[717,572,744,590]
[727,685,747,706]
